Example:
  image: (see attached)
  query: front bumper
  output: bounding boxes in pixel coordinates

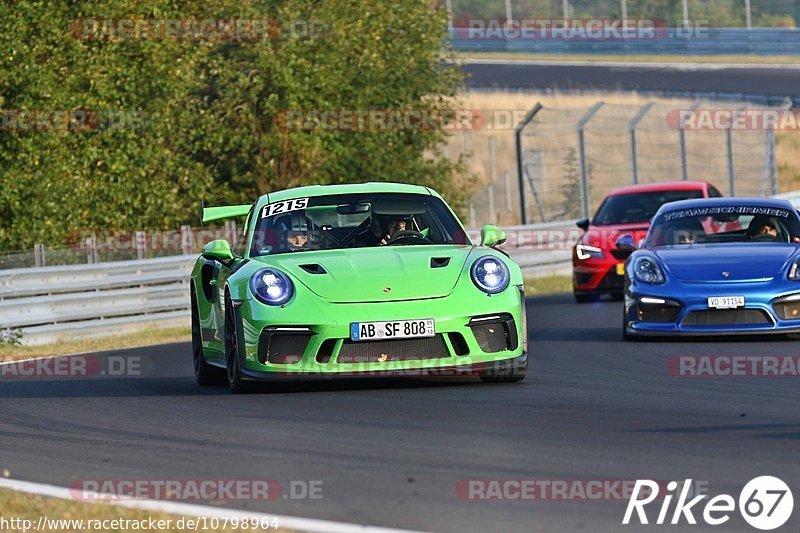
[625,280,800,336]
[236,285,528,376]
[573,255,626,294]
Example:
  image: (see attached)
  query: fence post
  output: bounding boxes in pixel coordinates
[34,244,45,267]
[469,201,476,228]
[463,131,472,170]
[504,171,513,213]
[515,103,544,225]
[181,225,194,255]
[763,127,777,196]
[488,185,496,224]
[726,105,748,196]
[224,220,238,245]
[135,231,147,260]
[489,135,497,184]
[680,101,702,181]
[629,102,655,184]
[85,236,97,264]
[577,102,604,219]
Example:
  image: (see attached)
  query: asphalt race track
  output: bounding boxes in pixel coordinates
[1,294,799,532]
[464,61,800,101]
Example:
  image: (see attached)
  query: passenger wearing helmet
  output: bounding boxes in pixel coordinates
[669,217,705,245]
[747,215,780,241]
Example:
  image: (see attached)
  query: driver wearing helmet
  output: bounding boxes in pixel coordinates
[379,217,408,245]
[278,213,311,252]
[286,230,309,251]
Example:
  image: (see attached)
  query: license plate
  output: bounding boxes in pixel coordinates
[708,296,745,309]
[616,263,626,276]
[350,319,435,341]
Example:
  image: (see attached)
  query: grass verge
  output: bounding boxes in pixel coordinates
[523,274,572,297]
[0,327,190,362]
[0,488,282,532]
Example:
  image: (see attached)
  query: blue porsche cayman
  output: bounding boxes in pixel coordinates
[623,197,800,338]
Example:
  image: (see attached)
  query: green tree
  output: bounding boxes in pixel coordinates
[0,0,466,250]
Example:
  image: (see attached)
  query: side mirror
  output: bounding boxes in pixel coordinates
[202,239,234,263]
[480,225,507,247]
[615,234,635,252]
[576,218,590,231]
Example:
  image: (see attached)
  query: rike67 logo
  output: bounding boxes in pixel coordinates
[624,476,793,530]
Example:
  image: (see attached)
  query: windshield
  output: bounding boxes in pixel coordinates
[593,190,705,226]
[249,193,469,256]
[646,205,800,247]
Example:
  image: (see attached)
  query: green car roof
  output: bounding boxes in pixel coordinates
[262,182,438,205]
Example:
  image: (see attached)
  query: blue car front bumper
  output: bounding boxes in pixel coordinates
[624,279,800,336]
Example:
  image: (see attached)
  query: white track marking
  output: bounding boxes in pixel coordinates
[0,478,423,533]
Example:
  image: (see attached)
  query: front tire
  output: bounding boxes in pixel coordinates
[224,296,249,394]
[192,288,224,386]
[574,292,600,303]
[622,304,636,342]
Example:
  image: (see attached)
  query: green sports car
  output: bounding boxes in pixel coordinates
[190,182,528,392]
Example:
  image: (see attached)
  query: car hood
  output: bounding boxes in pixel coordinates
[582,223,650,249]
[653,244,799,282]
[255,245,473,302]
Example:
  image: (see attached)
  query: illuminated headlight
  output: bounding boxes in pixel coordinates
[250,268,294,305]
[576,244,604,260]
[471,256,510,294]
[633,257,665,284]
[789,260,800,281]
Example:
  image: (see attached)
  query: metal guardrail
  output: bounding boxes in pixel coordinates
[0,255,194,345]
[6,192,800,345]
[450,28,800,55]
[0,237,568,345]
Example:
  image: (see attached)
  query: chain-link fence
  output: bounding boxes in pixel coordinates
[462,99,789,226]
[0,223,239,270]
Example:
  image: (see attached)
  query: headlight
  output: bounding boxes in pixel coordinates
[250,268,294,305]
[471,256,510,294]
[633,257,665,284]
[789,260,800,281]
[576,244,604,260]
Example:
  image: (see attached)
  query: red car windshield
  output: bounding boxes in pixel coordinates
[592,190,704,226]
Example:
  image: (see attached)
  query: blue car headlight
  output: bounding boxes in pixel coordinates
[633,257,665,284]
[250,268,294,305]
[471,256,510,294]
[789,260,800,281]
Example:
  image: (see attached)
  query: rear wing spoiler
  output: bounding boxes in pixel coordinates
[201,204,252,224]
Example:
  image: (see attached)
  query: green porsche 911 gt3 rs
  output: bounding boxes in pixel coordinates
[191,182,528,392]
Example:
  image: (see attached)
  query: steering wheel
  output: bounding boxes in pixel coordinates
[751,233,779,243]
[387,230,428,245]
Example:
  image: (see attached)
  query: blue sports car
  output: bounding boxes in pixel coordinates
[623,197,800,338]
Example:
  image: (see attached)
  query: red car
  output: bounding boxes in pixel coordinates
[572,181,723,303]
